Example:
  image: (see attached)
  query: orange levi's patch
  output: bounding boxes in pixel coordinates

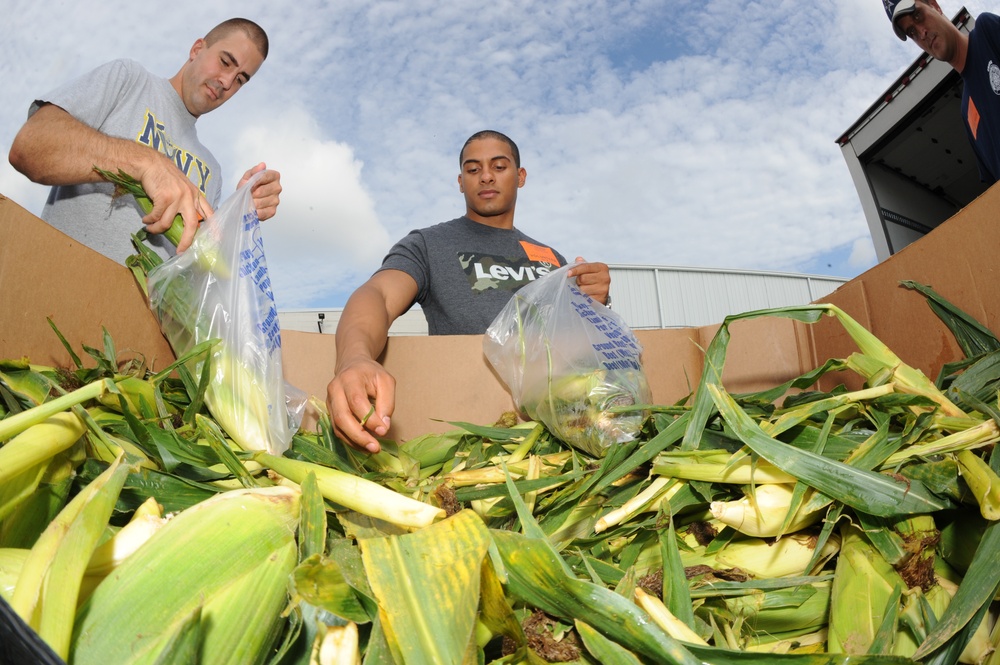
[520,241,559,264]
[969,97,981,139]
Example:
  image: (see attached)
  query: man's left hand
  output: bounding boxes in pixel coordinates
[566,257,611,305]
[238,162,282,221]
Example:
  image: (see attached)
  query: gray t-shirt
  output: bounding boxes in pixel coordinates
[30,58,223,264]
[379,216,567,335]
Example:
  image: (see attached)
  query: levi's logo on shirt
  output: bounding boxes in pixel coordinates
[458,250,561,294]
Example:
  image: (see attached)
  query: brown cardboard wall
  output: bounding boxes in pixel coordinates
[4,183,999,443]
[815,184,1000,387]
[0,194,175,368]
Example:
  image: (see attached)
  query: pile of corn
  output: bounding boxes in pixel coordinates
[4,282,1000,664]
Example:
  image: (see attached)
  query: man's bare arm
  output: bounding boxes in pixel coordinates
[326,270,419,452]
[9,104,211,251]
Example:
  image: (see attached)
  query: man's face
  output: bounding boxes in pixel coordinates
[458,138,526,222]
[179,33,264,117]
[896,1,959,62]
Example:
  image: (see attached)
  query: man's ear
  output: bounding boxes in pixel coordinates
[189,38,206,60]
[457,173,464,193]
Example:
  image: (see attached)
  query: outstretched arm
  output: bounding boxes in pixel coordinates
[326,270,419,453]
[9,103,211,252]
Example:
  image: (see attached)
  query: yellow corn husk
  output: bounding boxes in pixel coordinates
[633,587,709,646]
[312,622,362,665]
[0,411,86,484]
[595,477,682,533]
[680,530,841,579]
[827,523,906,655]
[84,497,166,579]
[97,375,176,417]
[0,548,29,602]
[71,485,300,665]
[709,483,823,538]
[955,449,1000,520]
[255,452,445,529]
[442,451,572,487]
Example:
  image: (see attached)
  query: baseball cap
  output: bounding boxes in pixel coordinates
[884,0,917,40]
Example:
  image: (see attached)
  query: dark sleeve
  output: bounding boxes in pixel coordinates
[376,230,431,302]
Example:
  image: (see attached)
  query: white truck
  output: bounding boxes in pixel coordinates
[838,6,989,261]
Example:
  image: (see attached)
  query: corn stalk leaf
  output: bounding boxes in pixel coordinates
[708,384,951,516]
[360,510,491,665]
[575,619,643,664]
[900,281,1000,358]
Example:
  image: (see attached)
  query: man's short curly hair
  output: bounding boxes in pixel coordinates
[460,130,520,168]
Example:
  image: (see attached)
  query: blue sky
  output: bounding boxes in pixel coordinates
[1,0,990,309]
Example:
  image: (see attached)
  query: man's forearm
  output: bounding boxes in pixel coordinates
[334,290,394,373]
[9,104,161,186]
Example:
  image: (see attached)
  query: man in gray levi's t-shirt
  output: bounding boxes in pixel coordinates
[8,18,283,265]
[326,130,613,455]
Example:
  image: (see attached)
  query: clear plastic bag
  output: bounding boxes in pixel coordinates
[146,172,305,454]
[484,263,651,457]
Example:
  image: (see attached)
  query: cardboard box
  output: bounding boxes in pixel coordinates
[3,185,999,442]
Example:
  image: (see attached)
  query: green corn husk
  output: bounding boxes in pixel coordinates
[827,524,906,655]
[95,167,227,276]
[71,485,300,665]
[720,582,832,638]
[653,449,797,485]
[11,456,130,660]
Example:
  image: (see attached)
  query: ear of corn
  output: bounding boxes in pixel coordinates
[255,452,445,529]
[678,530,841,579]
[827,524,906,655]
[70,485,300,665]
[11,456,130,660]
[0,412,86,485]
[709,484,823,538]
[634,587,709,645]
[313,621,362,665]
[653,449,797,484]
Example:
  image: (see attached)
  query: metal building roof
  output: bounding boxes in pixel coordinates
[278,264,848,336]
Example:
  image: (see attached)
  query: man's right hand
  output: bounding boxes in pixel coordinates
[137,155,213,253]
[326,357,395,454]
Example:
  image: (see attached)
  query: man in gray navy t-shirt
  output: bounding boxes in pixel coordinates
[326,130,612,453]
[9,18,282,264]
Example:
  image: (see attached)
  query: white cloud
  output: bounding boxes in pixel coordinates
[0,0,983,308]
[223,106,389,308]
